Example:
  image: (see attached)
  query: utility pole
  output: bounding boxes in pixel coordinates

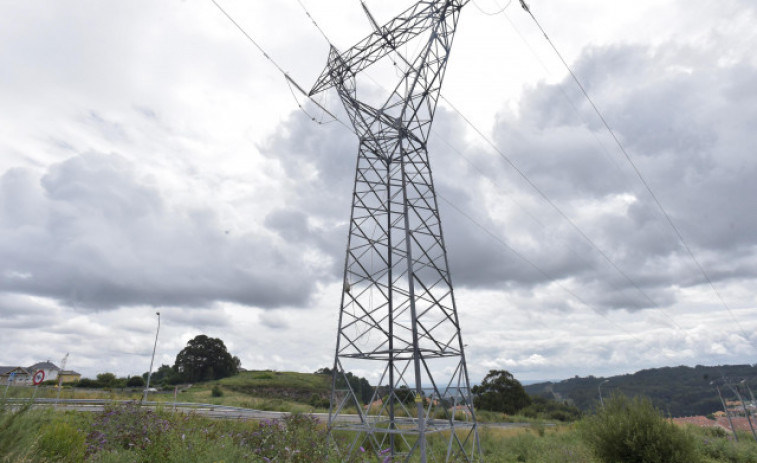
[309,1,479,461]
[598,379,609,407]
[143,312,161,404]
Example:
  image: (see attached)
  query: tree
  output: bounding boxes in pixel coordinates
[173,335,238,382]
[472,369,531,414]
[143,364,181,385]
[316,367,375,405]
[126,376,145,388]
[96,372,118,388]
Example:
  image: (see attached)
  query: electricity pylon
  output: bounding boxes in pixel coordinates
[309,1,480,461]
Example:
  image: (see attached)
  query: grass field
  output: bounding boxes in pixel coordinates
[6,372,757,462]
[3,370,332,414]
[4,401,757,462]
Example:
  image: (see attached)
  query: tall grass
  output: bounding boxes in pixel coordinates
[4,398,757,462]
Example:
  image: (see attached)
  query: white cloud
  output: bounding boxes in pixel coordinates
[0,0,756,385]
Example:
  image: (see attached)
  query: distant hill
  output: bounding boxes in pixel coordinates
[524,364,757,417]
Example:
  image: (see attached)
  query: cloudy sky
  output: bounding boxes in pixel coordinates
[2,0,756,384]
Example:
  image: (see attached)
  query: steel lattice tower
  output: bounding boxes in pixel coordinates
[309,1,480,461]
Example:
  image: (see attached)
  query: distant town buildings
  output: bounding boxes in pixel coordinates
[0,361,81,385]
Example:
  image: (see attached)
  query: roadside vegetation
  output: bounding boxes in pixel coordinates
[7,341,757,462]
[4,395,757,462]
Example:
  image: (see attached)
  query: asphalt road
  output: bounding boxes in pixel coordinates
[6,398,536,429]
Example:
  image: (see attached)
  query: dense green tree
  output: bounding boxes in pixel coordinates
[96,372,118,388]
[472,369,531,414]
[126,376,145,388]
[74,378,100,388]
[316,367,374,404]
[173,335,238,382]
[142,364,182,385]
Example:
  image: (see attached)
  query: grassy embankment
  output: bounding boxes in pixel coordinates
[4,370,332,413]
[4,402,757,462]
[6,372,757,462]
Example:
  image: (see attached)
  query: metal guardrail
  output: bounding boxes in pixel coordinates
[3,398,324,422]
[3,398,536,428]
[6,397,274,411]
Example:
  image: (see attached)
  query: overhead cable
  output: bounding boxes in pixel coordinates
[210,0,346,130]
[299,0,684,330]
[440,95,682,328]
[472,0,513,16]
[519,0,750,342]
[439,194,650,342]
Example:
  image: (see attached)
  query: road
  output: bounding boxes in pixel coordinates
[5,398,536,429]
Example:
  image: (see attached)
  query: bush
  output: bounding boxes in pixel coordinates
[521,396,582,422]
[75,378,101,388]
[580,393,699,463]
[246,414,330,462]
[85,402,172,457]
[211,385,223,397]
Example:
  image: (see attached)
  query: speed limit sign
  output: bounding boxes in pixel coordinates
[32,370,45,385]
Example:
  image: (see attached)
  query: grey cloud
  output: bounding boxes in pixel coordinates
[469,41,757,311]
[259,312,290,330]
[264,208,310,242]
[0,152,320,310]
[0,293,58,329]
[260,110,356,221]
[163,307,232,330]
[258,109,358,275]
[247,37,757,317]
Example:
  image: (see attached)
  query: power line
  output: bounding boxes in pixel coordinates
[472,0,513,16]
[296,0,686,330]
[300,0,672,341]
[438,193,651,343]
[207,0,743,375]
[295,0,332,44]
[440,95,682,325]
[518,0,751,343]
[216,0,696,342]
[497,9,627,175]
[209,0,347,131]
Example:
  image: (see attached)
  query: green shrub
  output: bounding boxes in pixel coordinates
[580,393,699,463]
[211,385,223,397]
[37,420,87,462]
[520,396,582,422]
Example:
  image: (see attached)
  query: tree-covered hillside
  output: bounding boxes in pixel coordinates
[524,364,757,417]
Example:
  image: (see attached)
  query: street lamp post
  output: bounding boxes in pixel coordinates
[599,380,609,407]
[143,312,161,404]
